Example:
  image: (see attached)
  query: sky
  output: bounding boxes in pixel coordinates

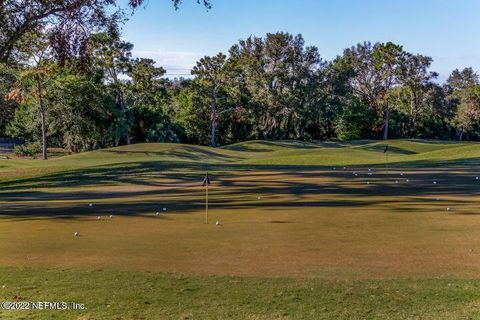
[120,0,480,82]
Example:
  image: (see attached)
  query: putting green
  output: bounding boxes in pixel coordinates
[1,139,480,319]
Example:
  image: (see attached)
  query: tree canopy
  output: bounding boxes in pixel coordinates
[1,3,480,156]
[0,0,211,64]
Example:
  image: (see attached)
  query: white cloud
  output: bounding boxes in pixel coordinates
[133,49,204,77]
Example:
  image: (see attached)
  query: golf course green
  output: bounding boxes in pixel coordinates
[2,139,480,319]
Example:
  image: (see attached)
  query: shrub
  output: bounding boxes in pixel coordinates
[336,99,377,141]
[13,142,42,157]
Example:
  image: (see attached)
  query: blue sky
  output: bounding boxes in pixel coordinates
[120,0,480,81]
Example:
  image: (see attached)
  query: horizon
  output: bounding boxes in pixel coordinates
[119,0,480,82]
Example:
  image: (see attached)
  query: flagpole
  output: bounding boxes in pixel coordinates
[384,145,389,175]
[202,172,210,224]
[205,182,209,224]
[385,151,388,174]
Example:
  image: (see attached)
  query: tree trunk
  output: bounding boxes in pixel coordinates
[409,91,416,137]
[35,72,47,160]
[210,88,217,147]
[284,113,293,139]
[383,107,389,140]
[118,91,130,145]
[299,120,306,140]
[211,115,216,147]
[112,71,130,145]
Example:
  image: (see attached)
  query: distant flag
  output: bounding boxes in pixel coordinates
[203,173,211,224]
[202,173,211,187]
[384,144,389,174]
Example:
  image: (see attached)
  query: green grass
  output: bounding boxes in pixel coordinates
[1,139,478,177]
[2,139,480,319]
[2,267,480,320]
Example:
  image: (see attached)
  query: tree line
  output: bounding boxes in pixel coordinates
[1,1,480,159]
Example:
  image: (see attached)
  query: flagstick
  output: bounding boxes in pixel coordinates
[385,151,389,174]
[205,183,209,224]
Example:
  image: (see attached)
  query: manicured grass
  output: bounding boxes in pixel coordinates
[1,139,480,319]
[1,267,480,320]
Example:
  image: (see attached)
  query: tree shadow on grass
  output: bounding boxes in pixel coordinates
[2,156,480,219]
[222,140,325,152]
[356,144,417,155]
[403,139,468,145]
[105,145,244,163]
[2,163,479,199]
[3,155,480,191]
[0,194,369,220]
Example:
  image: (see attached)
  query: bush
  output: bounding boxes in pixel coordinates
[14,142,42,157]
[146,122,180,143]
[336,99,377,141]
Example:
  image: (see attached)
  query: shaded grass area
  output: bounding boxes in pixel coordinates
[1,267,480,320]
[0,177,475,222]
[1,161,480,218]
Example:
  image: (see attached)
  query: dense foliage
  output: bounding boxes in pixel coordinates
[1,1,480,157]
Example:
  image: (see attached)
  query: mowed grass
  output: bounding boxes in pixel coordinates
[2,139,480,319]
[2,267,480,320]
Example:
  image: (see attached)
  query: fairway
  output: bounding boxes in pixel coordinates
[2,140,480,319]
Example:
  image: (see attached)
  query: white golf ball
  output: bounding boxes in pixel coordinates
[109,214,113,219]
[406,179,409,182]
[1,285,5,289]
[74,232,79,237]
[89,203,93,207]
[155,212,160,216]
[215,221,220,225]
[447,207,451,212]
[97,216,101,220]
[257,196,261,200]
[163,208,167,212]
[476,177,479,180]
[395,180,399,184]
[433,181,437,185]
